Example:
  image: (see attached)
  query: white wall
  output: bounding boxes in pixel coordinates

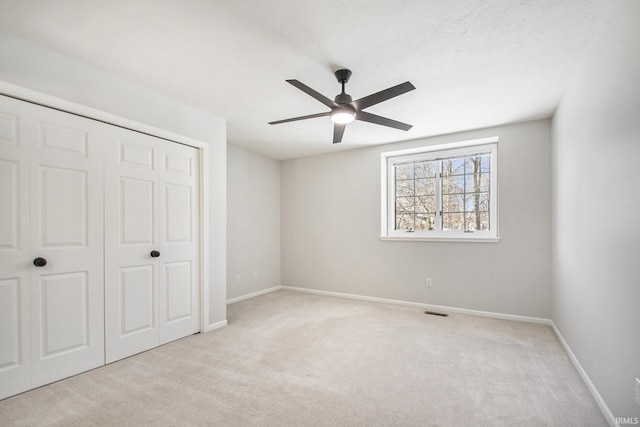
[227,145,281,300]
[552,0,640,421]
[282,119,552,318]
[0,31,228,327]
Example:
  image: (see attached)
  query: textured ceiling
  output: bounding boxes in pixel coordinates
[0,0,612,159]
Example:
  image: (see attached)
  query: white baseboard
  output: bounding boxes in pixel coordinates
[550,322,617,427]
[204,319,227,333]
[226,286,282,305]
[281,286,551,325]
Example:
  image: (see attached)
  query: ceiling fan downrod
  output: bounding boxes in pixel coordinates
[334,69,353,104]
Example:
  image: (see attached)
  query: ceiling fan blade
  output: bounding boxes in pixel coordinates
[353,81,415,110]
[333,123,346,144]
[286,80,337,108]
[356,111,413,131]
[268,111,330,125]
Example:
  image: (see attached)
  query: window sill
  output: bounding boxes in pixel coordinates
[379,235,500,243]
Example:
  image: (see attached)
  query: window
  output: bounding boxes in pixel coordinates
[381,137,499,242]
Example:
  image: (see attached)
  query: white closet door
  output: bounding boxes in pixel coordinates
[105,131,160,363]
[0,96,105,398]
[158,140,199,345]
[28,106,105,387]
[105,131,199,363]
[0,97,32,399]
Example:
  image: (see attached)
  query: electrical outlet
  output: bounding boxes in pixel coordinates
[253,270,259,279]
[426,278,432,288]
[235,273,240,282]
[635,378,640,406]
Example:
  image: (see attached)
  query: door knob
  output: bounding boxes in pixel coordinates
[33,257,47,267]
[150,250,160,258]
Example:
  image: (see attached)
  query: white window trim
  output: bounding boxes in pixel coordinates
[380,136,500,242]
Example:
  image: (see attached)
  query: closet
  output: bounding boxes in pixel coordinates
[0,95,200,400]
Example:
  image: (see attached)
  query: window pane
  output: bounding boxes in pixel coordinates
[415,178,435,196]
[396,179,414,197]
[443,213,464,231]
[396,214,414,231]
[442,158,465,176]
[479,155,491,173]
[464,173,490,193]
[413,162,436,179]
[442,194,464,213]
[464,211,490,231]
[464,193,490,212]
[415,213,435,231]
[442,175,464,194]
[415,196,436,213]
[479,211,490,230]
[395,164,414,180]
[395,197,414,214]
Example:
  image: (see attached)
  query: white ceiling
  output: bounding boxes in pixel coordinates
[0,0,612,159]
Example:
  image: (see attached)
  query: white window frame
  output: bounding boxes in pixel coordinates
[380,136,499,242]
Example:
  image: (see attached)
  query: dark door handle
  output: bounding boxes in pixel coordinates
[33,257,47,267]
[150,250,160,258]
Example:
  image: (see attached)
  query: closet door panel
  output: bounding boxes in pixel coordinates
[0,97,32,400]
[119,265,155,335]
[105,132,159,363]
[29,106,104,387]
[105,132,200,361]
[158,141,199,344]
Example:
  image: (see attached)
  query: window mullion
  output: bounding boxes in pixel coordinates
[389,161,396,235]
[436,161,442,232]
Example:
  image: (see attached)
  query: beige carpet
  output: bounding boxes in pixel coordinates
[0,290,606,426]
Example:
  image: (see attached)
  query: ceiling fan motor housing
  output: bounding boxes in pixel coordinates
[334,93,352,104]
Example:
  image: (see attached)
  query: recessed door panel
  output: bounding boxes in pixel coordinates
[120,178,154,245]
[39,122,87,157]
[164,261,191,323]
[164,152,191,176]
[39,272,88,358]
[165,183,191,243]
[120,141,154,170]
[0,112,18,146]
[0,160,18,250]
[120,266,154,335]
[40,166,87,247]
[0,278,22,370]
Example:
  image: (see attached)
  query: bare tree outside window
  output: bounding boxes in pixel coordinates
[394,153,491,233]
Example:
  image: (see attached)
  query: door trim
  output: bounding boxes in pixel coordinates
[0,81,212,335]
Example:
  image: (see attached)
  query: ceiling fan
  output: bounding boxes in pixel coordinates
[269,69,416,144]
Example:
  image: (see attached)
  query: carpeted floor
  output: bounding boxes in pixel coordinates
[0,289,607,426]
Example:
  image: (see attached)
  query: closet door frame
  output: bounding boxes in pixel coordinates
[0,83,212,335]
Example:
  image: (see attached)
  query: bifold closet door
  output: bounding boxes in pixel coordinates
[104,129,199,363]
[0,96,105,399]
[0,97,32,399]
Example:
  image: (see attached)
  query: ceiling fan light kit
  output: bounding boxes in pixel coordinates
[330,105,356,124]
[269,69,415,144]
